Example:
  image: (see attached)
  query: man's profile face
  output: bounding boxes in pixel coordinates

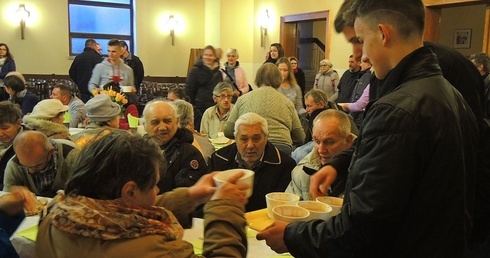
[342,26,363,60]
[354,17,388,79]
[50,88,68,104]
[305,96,325,116]
[236,123,267,167]
[348,56,360,72]
[107,45,122,63]
[144,102,179,146]
[312,117,352,165]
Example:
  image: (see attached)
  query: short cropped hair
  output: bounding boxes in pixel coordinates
[65,130,165,199]
[313,109,352,139]
[234,112,269,138]
[84,39,97,48]
[226,48,239,57]
[320,59,333,68]
[305,89,328,105]
[172,99,194,128]
[470,52,490,74]
[141,99,179,125]
[346,0,425,40]
[255,63,283,89]
[108,39,121,47]
[0,101,22,124]
[53,84,73,97]
[213,82,234,96]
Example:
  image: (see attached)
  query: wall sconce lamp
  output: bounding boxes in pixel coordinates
[167,15,178,46]
[16,4,31,40]
[260,9,271,48]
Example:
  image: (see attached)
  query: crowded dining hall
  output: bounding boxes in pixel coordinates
[1,0,490,257]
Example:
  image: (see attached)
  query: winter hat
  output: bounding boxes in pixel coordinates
[86,94,121,122]
[5,71,26,84]
[28,99,69,119]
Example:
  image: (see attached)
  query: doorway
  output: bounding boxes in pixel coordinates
[280,11,330,92]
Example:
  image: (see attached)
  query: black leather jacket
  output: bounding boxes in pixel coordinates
[285,47,479,257]
[157,128,207,193]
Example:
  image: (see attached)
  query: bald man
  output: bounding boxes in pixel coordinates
[3,131,79,197]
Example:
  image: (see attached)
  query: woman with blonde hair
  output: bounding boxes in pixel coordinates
[276,57,305,114]
[221,48,249,98]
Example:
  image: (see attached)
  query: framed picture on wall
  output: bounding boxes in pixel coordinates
[453,29,471,49]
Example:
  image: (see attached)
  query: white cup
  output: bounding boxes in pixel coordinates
[213,169,254,198]
[272,205,310,223]
[120,86,134,93]
[296,201,332,221]
[265,192,300,218]
[316,196,343,217]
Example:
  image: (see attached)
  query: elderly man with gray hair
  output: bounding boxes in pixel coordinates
[142,100,207,194]
[209,112,296,212]
[286,109,355,200]
[200,82,235,139]
[313,59,340,102]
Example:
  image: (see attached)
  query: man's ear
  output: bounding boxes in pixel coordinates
[345,133,355,147]
[378,24,392,47]
[121,181,137,200]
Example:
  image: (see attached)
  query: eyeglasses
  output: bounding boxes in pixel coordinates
[19,151,52,172]
[215,95,233,100]
[320,64,329,67]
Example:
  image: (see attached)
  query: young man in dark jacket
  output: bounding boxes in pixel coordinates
[257,0,480,257]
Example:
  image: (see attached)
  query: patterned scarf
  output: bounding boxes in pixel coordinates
[51,192,184,240]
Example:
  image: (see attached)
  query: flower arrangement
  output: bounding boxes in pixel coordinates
[92,88,128,114]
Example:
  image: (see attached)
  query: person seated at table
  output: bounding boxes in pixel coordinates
[167,87,203,132]
[142,100,207,194]
[173,100,214,164]
[209,112,296,212]
[100,81,139,130]
[286,109,355,200]
[200,82,234,139]
[3,131,79,198]
[0,102,26,190]
[3,72,39,116]
[22,99,72,141]
[293,89,358,163]
[0,187,30,258]
[50,83,87,128]
[36,130,249,258]
[223,63,305,155]
[72,94,121,148]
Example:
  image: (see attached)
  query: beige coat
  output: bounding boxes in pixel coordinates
[36,188,247,258]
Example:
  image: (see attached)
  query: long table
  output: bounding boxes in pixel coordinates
[11,215,290,258]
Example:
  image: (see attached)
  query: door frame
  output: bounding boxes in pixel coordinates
[280,11,330,58]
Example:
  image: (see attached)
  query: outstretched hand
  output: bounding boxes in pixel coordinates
[188,172,219,204]
[310,165,338,199]
[211,171,249,205]
[256,221,290,254]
